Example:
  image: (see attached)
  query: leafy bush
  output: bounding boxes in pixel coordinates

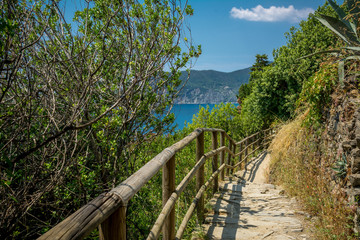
[0,0,199,238]
[297,62,338,125]
[238,3,338,131]
[185,103,244,139]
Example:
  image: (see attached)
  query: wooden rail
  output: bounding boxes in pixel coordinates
[39,127,275,240]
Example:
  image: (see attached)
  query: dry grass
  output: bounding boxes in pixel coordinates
[269,112,357,239]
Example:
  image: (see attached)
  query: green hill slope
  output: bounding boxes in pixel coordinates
[176,68,250,104]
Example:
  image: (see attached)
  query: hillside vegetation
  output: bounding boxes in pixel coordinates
[233,1,360,238]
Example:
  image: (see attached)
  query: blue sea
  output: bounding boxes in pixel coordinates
[170,104,215,130]
[170,103,238,130]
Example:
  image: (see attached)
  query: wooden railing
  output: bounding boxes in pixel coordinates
[39,127,275,240]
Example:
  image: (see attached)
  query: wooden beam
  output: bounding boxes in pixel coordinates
[245,138,248,169]
[162,155,175,240]
[175,164,225,240]
[238,142,242,170]
[148,146,227,240]
[231,143,235,174]
[196,132,204,223]
[226,140,232,176]
[99,206,127,240]
[38,128,269,240]
[220,132,225,181]
[212,131,218,194]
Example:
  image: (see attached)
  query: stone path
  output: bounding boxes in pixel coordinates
[201,152,312,240]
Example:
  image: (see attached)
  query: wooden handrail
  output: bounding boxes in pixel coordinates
[39,127,276,240]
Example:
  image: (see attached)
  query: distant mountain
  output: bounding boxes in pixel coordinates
[176,68,251,104]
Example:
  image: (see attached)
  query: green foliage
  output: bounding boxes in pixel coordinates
[313,0,360,86]
[237,83,251,101]
[298,63,337,125]
[185,103,244,138]
[237,54,270,103]
[332,154,348,179]
[0,0,199,238]
[317,0,360,48]
[237,3,338,132]
[250,54,270,73]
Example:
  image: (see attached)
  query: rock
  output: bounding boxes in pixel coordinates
[352,148,360,157]
[338,122,347,135]
[261,189,269,194]
[353,188,360,202]
[351,149,360,173]
[342,142,352,152]
[349,174,360,187]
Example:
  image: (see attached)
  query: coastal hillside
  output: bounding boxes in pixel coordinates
[176,68,250,104]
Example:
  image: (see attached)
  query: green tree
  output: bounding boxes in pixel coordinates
[238,3,338,133]
[186,103,244,138]
[250,54,270,72]
[238,54,270,103]
[0,0,199,238]
[237,83,251,102]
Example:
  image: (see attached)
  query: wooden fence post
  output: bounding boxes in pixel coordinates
[99,206,127,240]
[239,142,242,170]
[264,129,268,148]
[196,132,205,223]
[231,143,236,174]
[252,135,255,153]
[220,132,225,181]
[226,140,232,176]
[212,131,218,194]
[262,130,266,149]
[162,155,176,239]
[245,138,248,169]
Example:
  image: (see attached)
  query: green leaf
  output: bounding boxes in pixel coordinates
[9,195,18,203]
[329,0,358,38]
[347,0,360,27]
[345,55,360,60]
[316,14,359,45]
[328,0,348,24]
[342,46,360,51]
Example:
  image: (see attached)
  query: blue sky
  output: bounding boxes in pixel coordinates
[62,0,344,72]
[186,0,342,72]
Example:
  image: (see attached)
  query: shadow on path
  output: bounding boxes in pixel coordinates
[206,152,268,239]
[240,152,267,182]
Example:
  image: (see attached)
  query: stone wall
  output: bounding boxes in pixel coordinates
[324,75,360,232]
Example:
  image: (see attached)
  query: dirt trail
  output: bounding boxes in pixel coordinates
[199,152,312,240]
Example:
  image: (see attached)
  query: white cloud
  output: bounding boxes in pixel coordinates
[230,5,314,22]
